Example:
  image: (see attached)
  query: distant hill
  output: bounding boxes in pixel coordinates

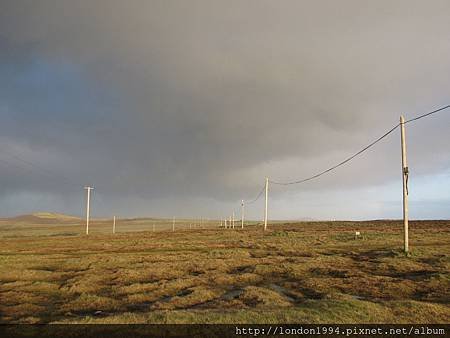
[30,212,80,220]
[0,212,81,224]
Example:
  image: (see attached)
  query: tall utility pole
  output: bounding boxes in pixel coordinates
[241,200,245,229]
[232,212,235,229]
[113,216,116,234]
[229,215,232,229]
[264,177,269,231]
[84,186,93,235]
[172,216,175,232]
[224,218,227,229]
[400,115,409,253]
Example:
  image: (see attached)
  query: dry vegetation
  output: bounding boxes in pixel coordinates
[0,216,449,324]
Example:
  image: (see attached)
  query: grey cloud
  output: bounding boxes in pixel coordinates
[1,0,450,218]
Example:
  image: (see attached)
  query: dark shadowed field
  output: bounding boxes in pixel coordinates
[0,214,449,324]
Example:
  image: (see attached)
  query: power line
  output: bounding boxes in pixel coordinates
[405,104,450,124]
[269,123,399,185]
[0,148,82,188]
[0,151,81,188]
[269,104,450,186]
[245,183,266,204]
[230,104,450,223]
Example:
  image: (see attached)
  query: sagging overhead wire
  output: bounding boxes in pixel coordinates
[269,104,450,186]
[269,123,399,185]
[245,183,266,204]
[0,149,82,189]
[405,104,450,124]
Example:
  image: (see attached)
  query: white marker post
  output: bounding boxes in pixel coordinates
[84,186,93,235]
[400,115,409,254]
[241,200,245,229]
[264,177,269,231]
[224,218,227,229]
[113,216,116,234]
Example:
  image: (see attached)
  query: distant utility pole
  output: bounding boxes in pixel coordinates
[113,216,116,234]
[264,177,269,231]
[172,216,175,232]
[400,115,409,254]
[241,200,245,229]
[232,212,235,229]
[224,218,227,229]
[229,215,232,229]
[84,186,93,235]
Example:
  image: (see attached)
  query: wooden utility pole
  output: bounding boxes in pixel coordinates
[400,115,409,253]
[84,186,93,235]
[172,217,175,232]
[113,216,116,234]
[264,177,269,231]
[241,200,245,229]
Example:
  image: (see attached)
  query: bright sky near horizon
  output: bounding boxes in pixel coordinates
[1,1,450,220]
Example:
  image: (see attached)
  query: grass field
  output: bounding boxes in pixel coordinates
[0,214,449,324]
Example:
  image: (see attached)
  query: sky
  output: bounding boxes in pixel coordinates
[1,0,450,220]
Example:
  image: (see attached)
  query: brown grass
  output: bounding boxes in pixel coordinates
[0,219,449,323]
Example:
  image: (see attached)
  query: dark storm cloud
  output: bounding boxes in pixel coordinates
[1,0,450,218]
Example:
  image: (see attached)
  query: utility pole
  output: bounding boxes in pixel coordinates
[224,218,227,229]
[113,216,116,234]
[172,216,175,232]
[229,215,232,229]
[84,186,93,235]
[232,212,235,229]
[264,177,269,231]
[241,200,245,229]
[400,115,409,254]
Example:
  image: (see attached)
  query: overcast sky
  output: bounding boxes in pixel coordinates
[1,0,450,220]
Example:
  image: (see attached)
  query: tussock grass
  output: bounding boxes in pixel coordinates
[0,220,449,323]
